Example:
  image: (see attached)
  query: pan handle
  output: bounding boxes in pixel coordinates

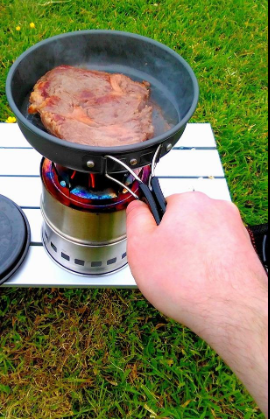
[147,145,168,223]
[139,183,163,225]
[150,177,167,217]
[105,150,167,225]
[139,178,167,225]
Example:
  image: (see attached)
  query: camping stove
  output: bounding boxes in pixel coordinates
[41,159,151,275]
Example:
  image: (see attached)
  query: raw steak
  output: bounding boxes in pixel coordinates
[29,66,154,147]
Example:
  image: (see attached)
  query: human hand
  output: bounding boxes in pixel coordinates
[126,193,268,416]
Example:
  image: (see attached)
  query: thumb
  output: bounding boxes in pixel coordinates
[126,200,157,240]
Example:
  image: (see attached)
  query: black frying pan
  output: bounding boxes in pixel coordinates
[6,30,199,175]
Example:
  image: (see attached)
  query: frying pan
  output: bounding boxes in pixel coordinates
[6,30,199,175]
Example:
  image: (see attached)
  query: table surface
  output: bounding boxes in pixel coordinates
[0,123,231,288]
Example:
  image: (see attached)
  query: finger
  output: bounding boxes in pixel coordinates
[126,201,157,287]
[166,192,210,207]
[163,192,212,219]
[126,200,157,239]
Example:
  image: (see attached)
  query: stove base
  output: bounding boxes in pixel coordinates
[42,223,128,276]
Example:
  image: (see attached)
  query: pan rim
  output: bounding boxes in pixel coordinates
[6,29,199,155]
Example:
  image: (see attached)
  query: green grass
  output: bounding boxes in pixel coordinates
[0,289,265,418]
[0,0,268,418]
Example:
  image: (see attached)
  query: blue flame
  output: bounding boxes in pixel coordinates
[71,186,116,201]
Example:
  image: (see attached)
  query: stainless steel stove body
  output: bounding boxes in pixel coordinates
[41,159,150,276]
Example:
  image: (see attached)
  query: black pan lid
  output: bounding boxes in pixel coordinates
[0,195,31,285]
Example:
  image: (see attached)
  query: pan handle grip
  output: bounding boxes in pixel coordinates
[151,177,167,217]
[138,179,167,225]
[139,183,163,225]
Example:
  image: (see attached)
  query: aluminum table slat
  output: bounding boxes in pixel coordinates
[0,123,231,288]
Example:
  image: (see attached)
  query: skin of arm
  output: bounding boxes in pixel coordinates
[126,192,268,417]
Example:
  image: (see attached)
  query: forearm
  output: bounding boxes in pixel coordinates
[195,284,268,417]
[126,195,269,416]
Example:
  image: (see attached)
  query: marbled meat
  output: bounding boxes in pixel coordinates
[29,66,154,147]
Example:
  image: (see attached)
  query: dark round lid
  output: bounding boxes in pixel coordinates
[0,195,31,285]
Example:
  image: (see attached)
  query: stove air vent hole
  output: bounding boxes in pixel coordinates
[91,261,102,268]
[61,252,70,261]
[107,257,117,266]
[75,259,85,267]
[122,252,127,259]
[51,242,57,253]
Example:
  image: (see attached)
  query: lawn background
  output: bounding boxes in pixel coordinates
[0,0,268,418]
